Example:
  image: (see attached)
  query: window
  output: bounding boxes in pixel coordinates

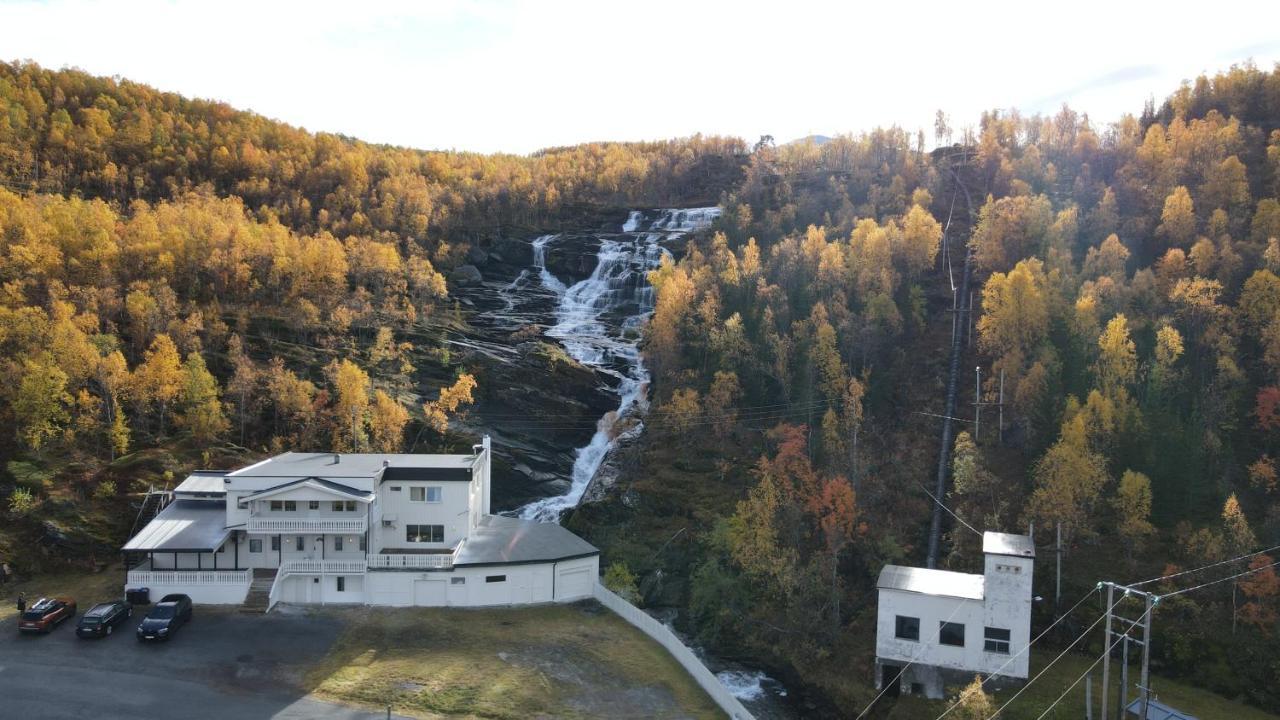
[359,535,367,552]
[485,575,506,583]
[334,536,344,552]
[332,501,345,512]
[390,486,402,492]
[984,627,1011,654]
[895,615,920,641]
[451,577,465,585]
[309,500,320,510]
[939,622,966,647]
[336,576,346,592]
[270,536,280,551]
[295,536,304,551]
[283,500,297,511]
[406,524,444,543]
[427,487,442,503]
[270,500,283,511]
[249,539,262,553]
[410,487,424,502]
[331,500,357,512]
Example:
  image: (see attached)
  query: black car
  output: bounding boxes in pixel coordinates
[76,601,132,638]
[136,594,191,642]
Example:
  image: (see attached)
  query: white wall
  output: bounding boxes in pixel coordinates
[876,590,990,674]
[359,555,598,608]
[373,480,470,551]
[983,553,1033,678]
[124,578,249,605]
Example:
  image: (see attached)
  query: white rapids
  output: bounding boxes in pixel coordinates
[517,207,721,523]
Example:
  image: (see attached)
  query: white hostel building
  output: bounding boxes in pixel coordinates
[873,531,1035,699]
[121,437,600,610]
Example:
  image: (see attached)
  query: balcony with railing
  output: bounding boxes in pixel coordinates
[246,515,368,533]
[367,553,454,570]
[278,559,368,574]
[126,560,250,587]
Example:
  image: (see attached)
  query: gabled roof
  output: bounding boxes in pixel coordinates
[877,565,985,601]
[452,515,599,567]
[122,499,231,552]
[983,531,1035,558]
[239,477,375,504]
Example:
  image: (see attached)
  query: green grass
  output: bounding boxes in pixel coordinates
[306,601,722,720]
[882,645,1278,720]
[0,564,126,622]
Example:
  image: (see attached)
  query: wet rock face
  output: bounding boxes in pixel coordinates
[445,208,721,516]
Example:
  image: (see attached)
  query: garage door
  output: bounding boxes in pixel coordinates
[413,579,446,606]
[556,567,592,600]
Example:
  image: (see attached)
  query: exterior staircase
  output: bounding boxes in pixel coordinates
[240,568,276,614]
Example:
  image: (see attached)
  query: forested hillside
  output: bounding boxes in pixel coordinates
[572,62,1280,712]
[0,59,744,567]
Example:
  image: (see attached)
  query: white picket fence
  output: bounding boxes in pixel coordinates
[593,583,753,720]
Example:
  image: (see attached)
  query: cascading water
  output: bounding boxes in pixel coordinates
[517,207,720,522]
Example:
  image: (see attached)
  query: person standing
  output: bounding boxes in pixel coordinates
[16,592,26,613]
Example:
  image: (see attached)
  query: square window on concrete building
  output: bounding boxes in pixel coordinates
[939,621,965,647]
[895,615,920,641]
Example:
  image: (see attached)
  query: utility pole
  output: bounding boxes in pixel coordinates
[1099,581,1158,720]
[974,366,982,441]
[997,369,1005,445]
[1055,522,1062,610]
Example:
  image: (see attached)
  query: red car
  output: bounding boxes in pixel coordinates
[18,597,77,633]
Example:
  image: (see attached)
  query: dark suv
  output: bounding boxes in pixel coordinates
[76,600,132,638]
[18,597,76,633]
[136,594,192,642]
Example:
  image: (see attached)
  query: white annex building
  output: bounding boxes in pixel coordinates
[874,531,1035,699]
[121,437,601,610]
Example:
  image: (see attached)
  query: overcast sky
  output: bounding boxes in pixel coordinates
[2,0,1278,155]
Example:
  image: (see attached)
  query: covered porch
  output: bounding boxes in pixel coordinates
[122,498,251,604]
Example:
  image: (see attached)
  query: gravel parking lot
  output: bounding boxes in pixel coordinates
[0,604,410,720]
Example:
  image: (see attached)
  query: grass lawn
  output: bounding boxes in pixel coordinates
[0,564,126,622]
[882,645,1279,720]
[305,601,723,720]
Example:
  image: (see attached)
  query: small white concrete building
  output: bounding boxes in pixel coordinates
[121,437,600,610]
[874,531,1034,699]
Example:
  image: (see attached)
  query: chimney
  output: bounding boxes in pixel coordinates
[382,460,389,468]
[333,453,340,464]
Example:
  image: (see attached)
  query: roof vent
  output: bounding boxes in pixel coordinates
[382,459,389,468]
[333,454,340,464]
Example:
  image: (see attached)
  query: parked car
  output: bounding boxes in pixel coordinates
[136,594,191,642]
[17,597,77,633]
[76,600,132,638]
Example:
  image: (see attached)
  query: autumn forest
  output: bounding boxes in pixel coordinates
[4,57,1280,715]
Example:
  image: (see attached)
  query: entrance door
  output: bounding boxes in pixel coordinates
[880,664,902,698]
[413,579,446,606]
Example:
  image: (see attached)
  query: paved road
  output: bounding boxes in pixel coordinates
[0,605,410,720]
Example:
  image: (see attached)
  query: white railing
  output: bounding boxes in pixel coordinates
[279,559,367,574]
[246,516,367,533]
[593,583,754,720]
[127,569,250,586]
[367,554,454,570]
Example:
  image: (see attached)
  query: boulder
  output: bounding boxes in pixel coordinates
[449,264,483,286]
[467,245,489,265]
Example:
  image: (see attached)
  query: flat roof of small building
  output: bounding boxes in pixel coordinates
[227,452,476,479]
[983,531,1035,558]
[453,516,599,567]
[877,565,985,601]
[173,471,227,495]
[1125,698,1197,719]
[122,499,230,553]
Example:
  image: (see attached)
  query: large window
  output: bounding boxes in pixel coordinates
[406,524,444,543]
[336,576,346,592]
[409,486,443,503]
[984,627,1011,654]
[331,500,357,512]
[894,615,920,641]
[270,500,283,511]
[939,622,966,647]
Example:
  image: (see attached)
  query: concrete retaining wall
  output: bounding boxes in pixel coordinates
[593,583,753,720]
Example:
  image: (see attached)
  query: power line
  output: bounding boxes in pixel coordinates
[1161,557,1280,598]
[932,587,1098,719]
[1027,605,1154,720]
[987,590,1125,720]
[1129,543,1280,588]
[855,601,971,720]
[915,482,982,538]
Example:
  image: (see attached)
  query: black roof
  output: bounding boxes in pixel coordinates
[381,466,471,482]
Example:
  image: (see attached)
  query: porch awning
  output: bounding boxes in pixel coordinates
[122,499,231,553]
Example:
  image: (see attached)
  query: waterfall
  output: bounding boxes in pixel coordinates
[518,207,721,523]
